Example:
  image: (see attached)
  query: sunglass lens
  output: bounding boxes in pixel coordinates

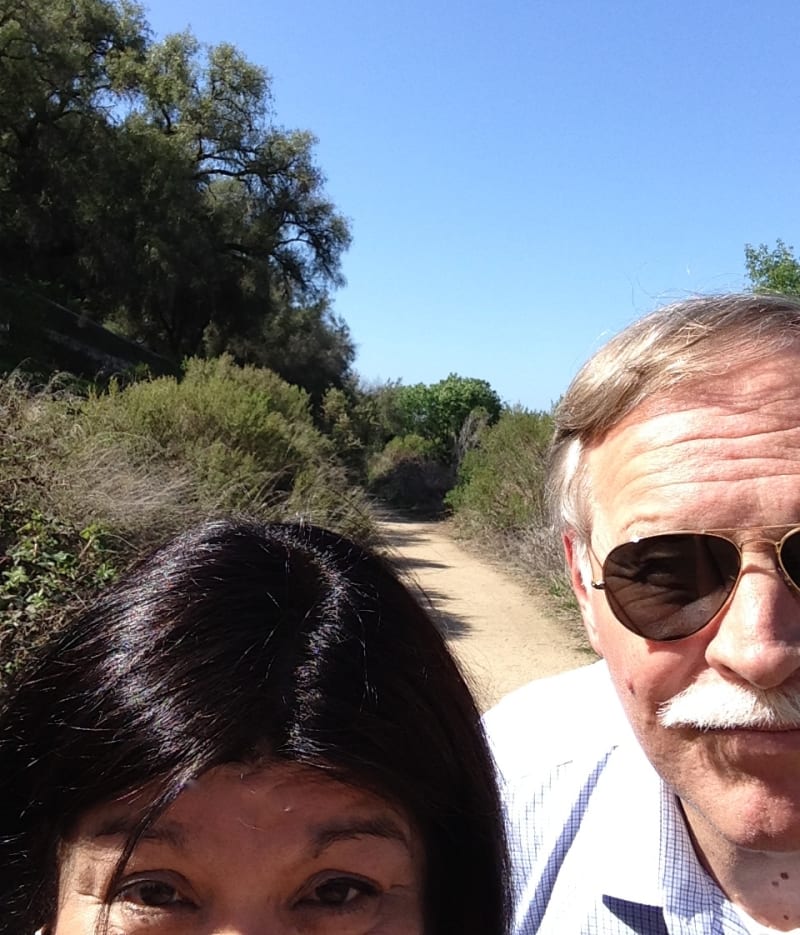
[779,528,800,591]
[602,534,740,640]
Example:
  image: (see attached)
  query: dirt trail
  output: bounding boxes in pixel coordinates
[379,515,593,711]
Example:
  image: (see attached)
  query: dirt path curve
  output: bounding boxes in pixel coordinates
[378,515,593,712]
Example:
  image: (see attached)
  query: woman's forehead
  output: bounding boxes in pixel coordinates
[70,761,416,852]
[54,763,427,935]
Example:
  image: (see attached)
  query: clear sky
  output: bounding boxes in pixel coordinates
[142,0,800,411]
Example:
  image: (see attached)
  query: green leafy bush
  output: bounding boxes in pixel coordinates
[61,355,373,542]
[320,383,386,481]
[447,409,569,601]
[447,408,553,531]
[0,509,116,683]
[0,360,375,690]
[394,374,502,458]
[0,375,121,688]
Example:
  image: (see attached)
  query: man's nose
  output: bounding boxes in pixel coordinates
[705,552,800,689]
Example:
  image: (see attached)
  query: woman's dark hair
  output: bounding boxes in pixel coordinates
[0,519,509,934]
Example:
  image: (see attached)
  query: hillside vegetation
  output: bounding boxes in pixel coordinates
[0,362,373,685]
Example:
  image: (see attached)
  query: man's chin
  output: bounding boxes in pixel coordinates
[705,819,800,854]
[677,765,800,854]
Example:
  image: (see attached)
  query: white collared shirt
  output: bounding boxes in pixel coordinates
[484,662,756,934]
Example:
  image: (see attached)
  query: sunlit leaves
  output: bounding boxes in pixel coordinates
[744,239,800,297]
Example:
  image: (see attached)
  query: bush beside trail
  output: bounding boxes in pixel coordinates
[447,409,553,532]
[0,360,374,691]
[446,408,573,607]
[336,374,503,515]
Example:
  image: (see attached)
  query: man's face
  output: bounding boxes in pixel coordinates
[568,350,800,855]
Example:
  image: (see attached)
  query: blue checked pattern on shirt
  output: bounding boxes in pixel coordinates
[483,663,751,935]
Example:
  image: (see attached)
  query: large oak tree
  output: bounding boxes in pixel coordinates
[0,0,353,395]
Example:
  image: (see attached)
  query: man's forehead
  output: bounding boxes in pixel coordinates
[597,350,800,440]
[582,354,800,537]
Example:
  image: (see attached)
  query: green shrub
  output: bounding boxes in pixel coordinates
[447,408,553,531]
[0,509,116,684]
[394,374,502,458]
[320,375,503,489]
[368,434,438,474]
[320,384,381,481]
[0,376,121,688]
[0,360,375,690]
[77,355,319,487]
[319,379,413,483]
[447,408,570,603]
[62,355,372,542]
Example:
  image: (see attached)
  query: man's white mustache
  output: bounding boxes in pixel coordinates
[658,679,800,730]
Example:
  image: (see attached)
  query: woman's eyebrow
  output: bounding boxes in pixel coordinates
[310,816,410,857]
[90,816,188,849]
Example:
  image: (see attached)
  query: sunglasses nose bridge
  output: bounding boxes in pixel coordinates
[735,534,780,550]
[729,536,798,590]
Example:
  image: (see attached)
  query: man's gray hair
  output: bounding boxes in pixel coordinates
[548,293,800,543]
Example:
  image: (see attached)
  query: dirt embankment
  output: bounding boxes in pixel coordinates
[378,515,594,712]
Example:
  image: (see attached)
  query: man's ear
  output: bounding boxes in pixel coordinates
[563,531,603,656]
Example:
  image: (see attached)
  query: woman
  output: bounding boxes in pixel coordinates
[0,519,509,934]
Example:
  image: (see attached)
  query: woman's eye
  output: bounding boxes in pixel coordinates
[116,878,187,908]
[305,876,379,909]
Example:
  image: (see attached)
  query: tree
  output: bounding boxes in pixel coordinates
[226,298,355,406]
[105,32,351,360]
[0,0,149,294]
[0,0,353,396]
[394,374,502,458]
[744,239,800,297]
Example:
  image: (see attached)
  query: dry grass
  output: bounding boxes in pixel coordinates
[0,365,377,687]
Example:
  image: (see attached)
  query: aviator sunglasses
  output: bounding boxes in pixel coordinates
[589,525,800,641]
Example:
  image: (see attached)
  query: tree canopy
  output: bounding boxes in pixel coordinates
[744,239,800,297]
[393,374,503,457]
[0,0,353,396]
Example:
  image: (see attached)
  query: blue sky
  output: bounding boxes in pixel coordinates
[143,0,800,411]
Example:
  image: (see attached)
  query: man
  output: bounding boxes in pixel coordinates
[485,293,800,933]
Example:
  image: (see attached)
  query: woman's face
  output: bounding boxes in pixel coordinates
[51,762,426,934]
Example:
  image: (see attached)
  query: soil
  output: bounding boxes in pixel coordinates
[378,515,595,712]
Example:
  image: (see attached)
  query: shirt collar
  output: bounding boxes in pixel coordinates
[590,735,667,907]
[587,732,728,926]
